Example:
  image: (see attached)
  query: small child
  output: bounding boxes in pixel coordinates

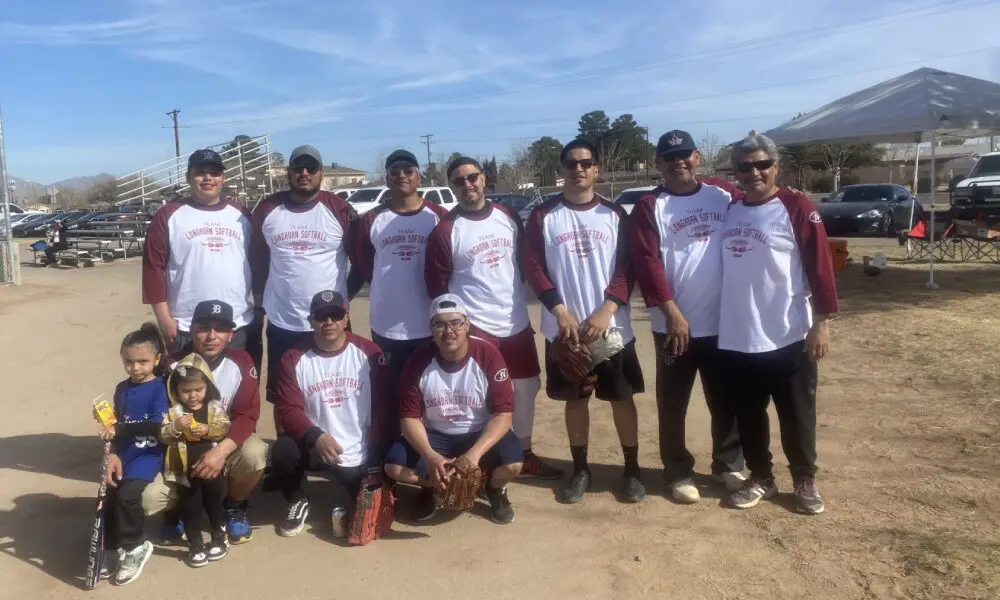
[161,353,232,567]
[101,322,170,586]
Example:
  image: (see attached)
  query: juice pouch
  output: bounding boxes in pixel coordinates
[94,397,118,428]
[184,418,203,442]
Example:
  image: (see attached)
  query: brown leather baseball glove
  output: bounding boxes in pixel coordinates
[348,475,396,546]
[434,456,483,511]
[550,338,597,398]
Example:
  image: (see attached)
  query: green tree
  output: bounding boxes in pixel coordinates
[480,156,499,191]
[529,136,563,186]
[221,134,264,172]
[577,111,610,148]
[269,151,286,166]
[779,143,823,189]
[609,113,651,170]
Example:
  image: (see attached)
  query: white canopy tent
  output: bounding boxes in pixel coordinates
[764,67,1000,288]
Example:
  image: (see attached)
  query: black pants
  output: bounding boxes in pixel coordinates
[44,241,68,263]
[654,334,743,481]
[721,341,818,481]
[372,332,431,438]
[177,475,227,543]
[105,478,149,552]
[269,434,366,507]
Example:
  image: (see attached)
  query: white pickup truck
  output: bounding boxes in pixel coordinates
[950,151,1000,222]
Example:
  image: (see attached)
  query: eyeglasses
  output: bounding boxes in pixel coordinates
[389,165,419,177]
[450,172,481,187]
[431,318,466,331]
[563,159,596,171]
[661,150,695,162]
[290,163,321,175]
[735,159,775,173]
[313,310,347,323]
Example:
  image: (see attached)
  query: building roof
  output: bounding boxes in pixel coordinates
[327,165,366,175]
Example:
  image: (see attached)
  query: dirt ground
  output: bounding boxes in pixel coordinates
[1,238,998,600]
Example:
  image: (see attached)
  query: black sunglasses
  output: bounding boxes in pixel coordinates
[313,310,346,322]
[451,172,481,187]
[564,159,596,171]
[290,163,321,175]
[389,165,419,177]
[661,150,695,162]
[736,159,775,173]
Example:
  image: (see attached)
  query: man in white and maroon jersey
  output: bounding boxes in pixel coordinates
[630,129,745,505]
[271,290,389,538]
[251,145,363,410]
[384,294,523,525]
[145,300,265,546]
[143,149,254,354]
[523,139,646,505]
[351,149,448,435]
[719,133,838,516]
[423,155,562,481]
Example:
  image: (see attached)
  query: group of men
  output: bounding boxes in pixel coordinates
[138,127,837,544]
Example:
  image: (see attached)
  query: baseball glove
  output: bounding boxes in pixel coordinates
[347,475,396,546]
[586,328,625,368]
[434,456,483,511]
[550,338,597,398]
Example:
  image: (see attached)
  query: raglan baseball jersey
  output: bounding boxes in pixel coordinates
[719,188,839,353]
[170,348,260,447]
[522,194,634,343]
[251,191,357,332]
[275,333,388,468]
[399,338,514,436]
[113,377,169,482]
[143,198,253,332]
[352,201,449,340]
[424,202,530,338]
[631,179,738,337]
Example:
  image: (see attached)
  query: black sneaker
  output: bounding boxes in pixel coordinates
[278,497,310,537]
[794,476,825,515]
[620,474,646,503]
[484,484,515,524]
[207,530,228,561]
[558,470,591,504]
[728,477,778,509]
[411,487,437,522]
[186,540,209,568]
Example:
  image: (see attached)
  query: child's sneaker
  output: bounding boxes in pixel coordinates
[158,519,186,546]
[187,540,209,568]
[225,501,252,545]
[208,531,229,561]
[112,541,153,585]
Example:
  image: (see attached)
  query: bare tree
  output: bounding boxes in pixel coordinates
[500,139,540,191]
[599,137,627,198]
[697,131,724,175]
[371,149,389,185]
[882,143,914,183]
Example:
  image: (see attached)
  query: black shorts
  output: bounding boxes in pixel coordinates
[545,338,645,402]
[384,429,523,478]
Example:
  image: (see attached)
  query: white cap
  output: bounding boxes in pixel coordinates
[429,293,468,319]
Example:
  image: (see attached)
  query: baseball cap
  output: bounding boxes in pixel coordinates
[191,300,237,330]
[310,290,348,319]
[656,130,697,157]
[429,293,468,320]
[188,149,225,171]
[385,149,419,170]
[289,145,323,166]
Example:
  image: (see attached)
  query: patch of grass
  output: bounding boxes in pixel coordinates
[884,527,1000,598]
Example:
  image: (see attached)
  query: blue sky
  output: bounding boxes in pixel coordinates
[2,0,1000,183]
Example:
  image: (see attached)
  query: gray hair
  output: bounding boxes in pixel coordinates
[731,133,779,168]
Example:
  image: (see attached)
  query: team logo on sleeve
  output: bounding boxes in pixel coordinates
[494,368,509,382]
[377,353,388,366]
[348,209,359,221]
[809,211,823,224]
[249,367,259,380]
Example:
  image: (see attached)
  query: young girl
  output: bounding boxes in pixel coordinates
[100,322,170,586]
[160,353,232,567]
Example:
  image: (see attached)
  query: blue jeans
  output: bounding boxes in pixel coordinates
[384,428,523,478]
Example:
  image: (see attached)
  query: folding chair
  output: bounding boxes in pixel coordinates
[904,219,958,261]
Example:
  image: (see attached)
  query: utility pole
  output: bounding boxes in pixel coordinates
[166,109,181,190]
[419,134,434,183]
[644,125,650,182]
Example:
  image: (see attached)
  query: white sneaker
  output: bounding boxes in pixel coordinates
[713,471,748,492]
[113,541,153,586]
[671,478,700,504]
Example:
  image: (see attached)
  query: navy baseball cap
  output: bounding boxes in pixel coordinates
[656,130,697,157]
[289,145,323,166]
[385,149,419,170]
[188,149,225,171]
[191,300,236,330]
[310,290,348,319]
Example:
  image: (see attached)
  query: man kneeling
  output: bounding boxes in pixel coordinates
[384,294,522,525]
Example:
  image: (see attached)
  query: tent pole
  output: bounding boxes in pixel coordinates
[927,130,938,290]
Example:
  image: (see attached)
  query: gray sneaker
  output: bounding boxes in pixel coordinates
[728,477,778,509]
[794,476,825,515]
[113,541,153,586]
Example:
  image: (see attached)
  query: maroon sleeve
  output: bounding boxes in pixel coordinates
[494,202,527,282]
[701,177,744,200]
[475,340,514,414]
[629,189,673,307]
[352,334,390,445]
[778,189,840,315]
[521,199,563,310]
[424,217,455,298]
[224,349,260,447]
[274,345,317,442]
[424,200,450,219]
[603,200,633,306]
[398,344,435,420]
[250,197,279,296]
[141,202,181,304]
[350,208,379,284]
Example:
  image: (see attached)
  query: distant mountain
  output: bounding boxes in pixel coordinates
[7,173,116,203]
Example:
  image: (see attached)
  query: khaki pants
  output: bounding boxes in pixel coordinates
[141,433,268,516]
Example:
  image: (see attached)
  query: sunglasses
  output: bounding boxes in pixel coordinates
[736,159,775,173]
[450,172,481,187]
[313,310,347,322]
[431,318,466,331]
[389,165,419,177]
[563,159,596,171]
[661,150,695,162]
[290,163,321,175]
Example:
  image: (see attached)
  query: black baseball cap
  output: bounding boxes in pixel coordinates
[188,149,225,171]
[191,300,236,330]
[656,130,697,157]
[385,149,419,170]
[310,290,348,320]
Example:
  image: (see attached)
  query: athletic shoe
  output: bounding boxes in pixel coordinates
[712,471,748,492]
[558,470,591,504]
[207,534,229,561]
[794,476,825,515]
[728,477,778,509]
[670,477,701,504]
[412,487,437,522]
[113,541,153,585]
[186,541,209,568]
[484,484,515,524]
[100,549,122,580]
[278,497,310,537]
[520,453,564,480]
[158,519,185,545]
[621,474,646,503]
[226,503,252,545]
[331,506,349,538]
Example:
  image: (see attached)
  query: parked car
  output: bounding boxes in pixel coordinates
[817,184,922,236]
[951,151,1000,224]
[417,187,458,210]
[613,186,657,215]
[487,194,534,213]
[333,188,360,200]
[12,212,59,237]
[345,187,390,215]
